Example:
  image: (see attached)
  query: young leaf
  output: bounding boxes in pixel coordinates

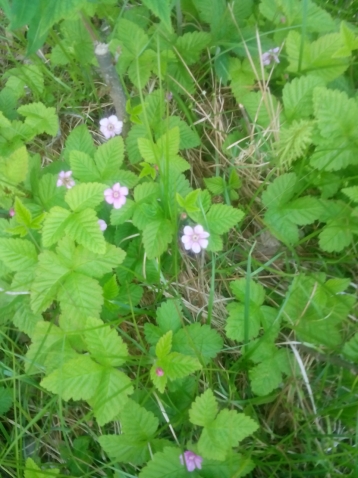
[207,204,244,234]
[14,197,32,226]
[65,182,106,212]
[42,206,71,247]
[69,150,100,182]
[156,299,183,334]
[189,388,218,427]
[18,102,58,136]
[156,331,172,359]
[0,238,37,271]
[84,317,128,367]
[94,136,124,180]
[41,355,104,401]
[65,208,106,254]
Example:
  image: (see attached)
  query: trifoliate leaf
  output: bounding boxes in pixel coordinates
[18,102,59,136]
[89,368,133,425]
[65,208,106,254]
[84,317,128,367]
[206,204,244,234]
[172,323,223,364]
[0,238,37,271]
[69,150,100,182]
[225,302,262,342]
[42,206,71,247]
[189,388,218,427]
[230,278,265,306]
[198,410,259,461]
[94,136,124,180]
[65,182,106,212]
[41,355,104,401]
[57,272,103,321]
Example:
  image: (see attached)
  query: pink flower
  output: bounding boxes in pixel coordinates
[56,171,75,189]
[98,219,107,231]
[9,208,15,217]
[181,225,209,253]
[261,47,280,66]
[155,367,164,377]
[104,183,128,209]
[99,115,123,139]
[180,451,203,472]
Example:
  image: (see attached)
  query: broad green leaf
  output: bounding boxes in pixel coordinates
[65,182,106,212]
[99,435,150,465]
[264,207,300,245]
[142,219,173,259]
[189,388,218,427]
[14,197,32,226]
[24,458,60,478]
[281,196,323,225]
[204,177,225,195]
[30,251,69,313]
[69,150,100,182]
[0,238,37,271]
[65,208,106,253]
[198,410,259,461]
[141,0,172,31]
[229,57,256,101]
[63,124,96,161]
[225,303,262,342]
[42,206,71,247]
[25,322,77,374]
[69,243,125,278]
[198,453,255,478]
[156,299,182,333]
[230,279,265,306]
[57,272,103,321]
[10,0,40,29]
[342,186,358,203]
[41,355,103,401]
[35,174,66,210]
[89,368,133,425]
[121,399,159,439]
[0,145,28,185]
[282,75,325,122]
[240,91,280,129]
[175,31,210,65]
[18,102,58,136]
[319,219,353,252]
[84,317,128,367]
[158,352,202,380]
[262,173,297,208]
[343,333,358,362]
[115,19,149,57]
[249,357,283,396]
[94,136,124,180]
[110,199,136,225]
[12,298,43,336]
[172,323,223,364]
[139,447,186,478]
[134,182,160,203]
[207,204,244,234]
[165,116,200,149]
[156,331,172,358]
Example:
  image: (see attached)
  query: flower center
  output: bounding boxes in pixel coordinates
[192,234,199,241]
[113,191,120,198]
[107,123,114,131]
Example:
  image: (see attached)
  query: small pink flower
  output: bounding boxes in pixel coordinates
[181,225,209,254]
[9,208,15,217]
[180,451,203,472]
[155,367,164,377]
[104,183,128,209]
[261,47,280,66]
[56,171,75,189]
[99,115,123,139]
[98,219,107,231]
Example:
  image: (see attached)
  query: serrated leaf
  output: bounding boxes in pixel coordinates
[88,368,133,425]
[116,19,149,57]
[156,299,182,334]
[198,410,259,461]
[14,197,32,226]
[175,31,210,65]
[35,174,66,210]
[282,75,325,122]
[207,204,244,234]
[41,355,103,401]
[134,182,160,203]
[158,352,202,380]
[12,297,43,336]
[69,150,100,182]
[342,186,358,203]
[63,124,96,161]
[57,272,103,321]
[318,219,353,252]
[142,219,173,259]
[65,182,106,212]
[0,145,28,185]
[84,317,128,367]
[281,196,323,225]
[172,323,223,364]
[24,457,60,478]
[94,136,124,180]
[65,208,106,253]
[189,388,218,427]
[42,206,71,247]
[225,303,262,342]
[204,177,225,195]
[262,173,297,208]
[18,102,58,136]
[67,243,125,278]
[0,238,37,271]
[230,279,265,306]
[99,435,150,465]
[139,447,185,478]
[141,0,172,31]
[343,333,358,362]
[156,331,172,358]
[264,207,300,245]
[249,357,283,396]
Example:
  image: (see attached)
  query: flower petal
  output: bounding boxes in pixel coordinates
[119,186,129,196]
[194,224,204,234]
[112,183,121,192]
[183,226,193,235]
[191,243,201,253]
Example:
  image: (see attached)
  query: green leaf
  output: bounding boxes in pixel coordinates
[12,298,43,336]
[30,251,69,313]
[42,206,71,247]
[0,145,28,185]
[115,19,149,57]
[41,355,104,401]
[121,399,159,439]
[0,238,37,271]
[175,31,211,65]
[240,91,280,129]
[282,75,325,122]
[204,177,225,195]
[134,182,160,203]
[264,207,300,245]
[225,303,262,342]
[141,0,172,31]
[207,204,244,234]
[0,386,12,415]
[99,434,151,465]
[172,323,223,364]
[65,208,106,254]
[342,186,358,203]
[189,388,218,426]
[69,150,100,182]
[14,197,32,226]
[35,174,66,210]
[281,196,323,225]
[158,352,202,381]
[142,219,173,259]
[249,357,283,396]
[57,272,103,322]
[18,102,58,136]
[94,137,124,180]
[156,299,183,333]
[343,333,358,362]
[139,447,186,478]
[89,368,133,425]
[229,57,256,101]
[84,317,128,367]
[198,410,259,461]
[69,243,126,278]
[10,0,40,29]
[319,219,353,252]
[24,457,60,478]
[262,173,296,208]
[156,331,172,359]
[230,279,265,306]
[63,124,96,161]
[65,182,106,212]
